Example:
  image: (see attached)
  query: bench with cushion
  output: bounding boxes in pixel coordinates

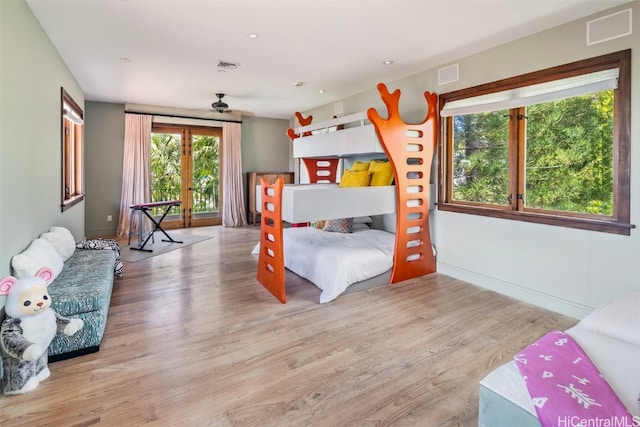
[8,227,119,361]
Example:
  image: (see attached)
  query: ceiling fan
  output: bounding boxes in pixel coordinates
[211,93,230,113]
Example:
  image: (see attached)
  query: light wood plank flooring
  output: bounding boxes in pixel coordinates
[1,226,577,426]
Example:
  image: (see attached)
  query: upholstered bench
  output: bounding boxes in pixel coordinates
[47,248,116,361]
[8,227,120,362]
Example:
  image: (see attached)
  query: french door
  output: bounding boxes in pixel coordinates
[150,125,222,229]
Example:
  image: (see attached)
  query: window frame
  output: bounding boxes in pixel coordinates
[438,49,632,235]
[61,88,85,212]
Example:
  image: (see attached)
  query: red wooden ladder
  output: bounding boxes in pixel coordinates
[256,178,286,303]
[367,83,438,283]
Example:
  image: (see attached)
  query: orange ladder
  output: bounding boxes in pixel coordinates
[367,83,438,283]
[256,178,286,303]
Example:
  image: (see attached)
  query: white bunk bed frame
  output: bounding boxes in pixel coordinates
[256,83,439,303]
[257,111,397,223]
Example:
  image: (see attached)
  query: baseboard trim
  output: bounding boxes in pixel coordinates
[85,228,118,238]
[437,262,592,320]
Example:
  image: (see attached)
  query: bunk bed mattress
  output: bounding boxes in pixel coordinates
[257,184,396,223]
[479,324,640,427]
[254,227,395,303]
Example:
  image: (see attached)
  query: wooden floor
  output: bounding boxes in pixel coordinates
[1,225,577,426]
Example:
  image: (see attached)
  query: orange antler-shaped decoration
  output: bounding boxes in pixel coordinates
[367,83,438,283]
[256,178,286,303]
[286,112,313,140]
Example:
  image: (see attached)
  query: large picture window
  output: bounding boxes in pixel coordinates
[438,50,632,235]
[61,88,84,211]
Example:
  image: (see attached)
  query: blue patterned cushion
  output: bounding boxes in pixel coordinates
[47,248,116,357]
[47,304,110,356]
[49,249,115,315]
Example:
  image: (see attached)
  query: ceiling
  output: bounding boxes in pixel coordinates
[26,0,628,120]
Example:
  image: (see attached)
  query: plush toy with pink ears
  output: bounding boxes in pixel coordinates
[0,267,83,394]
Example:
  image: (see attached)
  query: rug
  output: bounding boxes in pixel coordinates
[120,231,213,262]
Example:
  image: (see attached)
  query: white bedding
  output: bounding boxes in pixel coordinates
[253,227,395,303]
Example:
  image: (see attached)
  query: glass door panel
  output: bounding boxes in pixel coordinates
[190,130,221,226]
[151,125,221,229]
[150,129,183,229]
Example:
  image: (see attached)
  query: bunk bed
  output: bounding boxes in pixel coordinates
[256,83,438,303]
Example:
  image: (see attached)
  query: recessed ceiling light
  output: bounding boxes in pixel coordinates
[293,81,304,87]
[319,89,326,94]
[383,60,394,65]
[120,57,131,63]
[248,33,259,39]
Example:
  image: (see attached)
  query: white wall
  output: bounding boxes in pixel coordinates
[241,116,291,173]
[303,2,640,319]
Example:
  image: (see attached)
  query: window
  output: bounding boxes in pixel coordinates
[438,50,632,235]
[61,88,84,211]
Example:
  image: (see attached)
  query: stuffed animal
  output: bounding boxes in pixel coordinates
[0,267,83,394]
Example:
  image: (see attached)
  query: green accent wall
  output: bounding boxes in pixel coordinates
[0,0,85,303]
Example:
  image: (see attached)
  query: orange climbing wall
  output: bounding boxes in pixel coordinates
[256,178,286,303]
[367,83,438,283]
[301,158,340,183]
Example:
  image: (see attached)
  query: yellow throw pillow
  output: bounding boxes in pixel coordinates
[369,160,394,186]
[339,170,372,188]
[349,161,371,172]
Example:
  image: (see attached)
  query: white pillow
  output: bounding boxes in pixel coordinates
[40,226,76,261]
[576,291,640,346]
[352,223,371,231]
[353,216,373,224]
[11,238,64,280]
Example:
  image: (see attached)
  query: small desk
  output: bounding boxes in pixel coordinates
[128,200,183,252]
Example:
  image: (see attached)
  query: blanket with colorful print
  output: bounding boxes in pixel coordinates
[514,331,634,427]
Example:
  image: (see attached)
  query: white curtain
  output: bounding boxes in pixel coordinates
[221,122,247,227]
[116,114,152,238]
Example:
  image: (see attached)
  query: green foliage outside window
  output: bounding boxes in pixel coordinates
[150,132,220,216]
[453,111,509,205]
[452,90,613,215]
[526,92,613,215]
[151,132,181,212]
[191,134,220,214]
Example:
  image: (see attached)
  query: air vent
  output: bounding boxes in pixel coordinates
[587,8,632,46]
[438,64,459,86]
[216,60,240,70]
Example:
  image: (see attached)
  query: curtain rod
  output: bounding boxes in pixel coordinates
[125,110,242,124]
